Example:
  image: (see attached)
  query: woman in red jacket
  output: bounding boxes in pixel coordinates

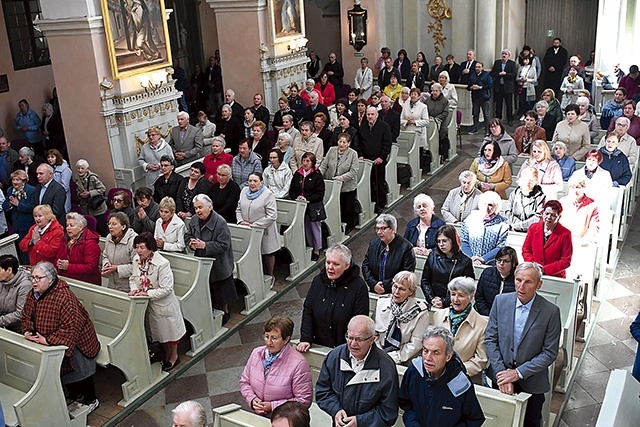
[522,200,573,278]
[55,212,101,285]
[18,204,65,265]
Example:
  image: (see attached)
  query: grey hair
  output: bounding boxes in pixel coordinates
[380,95,391,102]
[535,100,549,109]
[576,96,590,106]
[413,193,434,215]
[217,164,232,175]
[438,71,450,83]
[478,191,502,213]
[282,114,294,123]
[515,262,544,282]
[193,193,213,208]
[38,163,54,174]
[617,116,631,126]
[66,212,87,229]
[177,111,189,119]
[501,49,511,56]
[431,83,443,92]
[393,270,418,293]
[278,132,293,144]
[376,213,397,230]
[552,141,567,152]
[75,159,89,169]
[348,315,375,337]
[225,89,236,97]
[33,261,58,281]
[459,170,477,185]
[19,146,35,158]
[221,104,232,113]
[212,136,226,148]
[326,243,352,265]
[422,326,455,355]
[171,400,206,427]
[42,103,54,115]
[306,78,315,86]
[448,276,476,296]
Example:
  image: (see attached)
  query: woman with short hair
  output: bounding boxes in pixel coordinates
[19,204,65,266]
[3,170,36,249]
[513,111,547,155]
[74,159,108,235]
[138,126,175,189]
[46,148,72,213]
[401,88,430,149]
[535,98,558,141]
[460,191,509,265]
[175,161,210,219]
[132,187,160,235]
[155,197,186,253]
[207,164,241,223]
[474,246,519,316]
[101,212,137,292]
[552,104,590,160]
[552,141,576,181]
[438,71,458,108]
[203,136,233,184]
[576,96,600,143]
[55,212,101,285]
[153,155,181,203]
[111,189,136,227]
[0,255,31,333]
[263,149,293,199]
[403,193,446,256]
[277,132,294,167]
[272,96,297,133]
[570,149,614,202]
[250,120,272,169]
[481,118,518,164]
[196,110,216,155]
[506,167,545,232]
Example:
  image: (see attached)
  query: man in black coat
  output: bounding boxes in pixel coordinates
[406,61,425,92]
[543,38,568,99]
[249,93,270,128]
[467,62,493,136]
[222,89,244,120]
[378,96,400,142]
[205,56,223,117]
[358,107,392,213]
[378,57,401,90]
[490,49,517,125]
[302,91,330,122]
[459,50,477,84]
[35,163,66,225]
[322,53,345,93]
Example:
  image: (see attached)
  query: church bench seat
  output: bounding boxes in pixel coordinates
[356,159,376,228]
[323,179,345,245]
[595,369,640,427]
[276,198,312,280]
[385,144,401,206]
[396,130,424,190]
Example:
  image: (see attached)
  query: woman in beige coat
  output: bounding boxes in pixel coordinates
[101,212,137,292]
[374,271,430,365]
[432,276,488,383]
[129,232,186,372]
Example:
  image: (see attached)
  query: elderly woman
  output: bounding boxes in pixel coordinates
[111,190,136,227]
[301,78,323,105]
[560,67,585,109]
[599,132,632,188]
[560,175,600,248]
[404,194,446,256]
[47,149,72,213]
[425,83,451,162]
[474,246,518,316]
[571,149,614,203]
[21,261,100,411]
[553,104,590,160]
[207,164,241,223]
[506,167,545,232]
[277,130,295,167]
[438,71,458,108]
[237,172,280,284]
[576,96,600,143]
[461,191,509,265]
[401,88,430,149]
[289,152,325,261]
[297,243,368,351]
[608,100,640,141]
[196,111,216,155]
[328,99,352,131]
[232,138,263,188]
[138,126,175,189]
[552,141,576,181]
[272,96,296,133]
[175,162,209,220]
[240,316,313,415]
[374,271,430,365]
[3,170,36,243]
[281,114,301,143]
[215,104,243,155]
[132,187,160,235]
[392,87,411,113]
[514,111,547,155]
[55,212,101,285]
[19,204,65,265]
[0,255,31,333]
[518,139,564,199]
[203,136,233,184]
[185,194,237,325]
[315,73,335,106]
[153,155,181,203]
[535,99,558,141]
[154,197,186,253]
[263,149,293,199]
[15,146,42,187]
[319,133,359,234]
[129,232,186,371]
[74,159,107,235]
[470,140,512,199]
[363,214,416,294]
[101,212,137,292]
[432,277,488,382]
[522,200,573,278]
[421,224,474,309]
[441,170,482,224]
[481,118,518,164]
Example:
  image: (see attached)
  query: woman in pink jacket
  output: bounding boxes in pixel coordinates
[240,316,313,416]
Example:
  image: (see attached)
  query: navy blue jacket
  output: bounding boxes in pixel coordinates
[467,70,493,102]
[474,266,515,316]
[3,184,36,235]
[599,147,632,186]
[403,215,446,250]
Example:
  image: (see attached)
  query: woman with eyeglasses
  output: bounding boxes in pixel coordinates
[152,155,181,203]
[101,212,137,292]
[608,99,640,141]
[374,271,430,365]
[474,246,519,316]
[110,190,136,228]
[240,316,312,416]
[19,204,65,266]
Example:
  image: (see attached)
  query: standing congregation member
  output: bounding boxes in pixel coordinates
[467,62,492,136]
[169,111,204,166]
[101,212,137,293]
[358,107,392,213]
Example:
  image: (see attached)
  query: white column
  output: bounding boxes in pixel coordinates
[475,0,497,65]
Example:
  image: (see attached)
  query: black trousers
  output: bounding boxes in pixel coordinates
[66,376,97,404]
[370,162,387,212]
[340,189,358,229]
[494,84,514,121]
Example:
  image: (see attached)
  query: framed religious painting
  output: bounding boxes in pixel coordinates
[100,0,172,79]
[269,0,306,43]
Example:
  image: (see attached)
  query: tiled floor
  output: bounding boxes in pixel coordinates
[87,125,639,427]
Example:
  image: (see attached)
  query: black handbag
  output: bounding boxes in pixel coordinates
[307,201,327,222]
[89,194,105,210]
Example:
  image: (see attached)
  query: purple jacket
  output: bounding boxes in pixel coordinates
[240,344,313,411]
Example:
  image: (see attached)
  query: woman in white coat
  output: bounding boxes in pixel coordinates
[400,88,430,148]
[129,232,186,372]
[154,197,186,252]
[374,271,430,365]
[354,57,373,100]
[237,172,280,286]
[138,126,175,190]
[101,212,137,292]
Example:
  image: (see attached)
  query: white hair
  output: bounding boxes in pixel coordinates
[177,111,189,120]
[75,159,89,169]
[193,194,213,208]
[413,193,434,214]
[172,400,206,427]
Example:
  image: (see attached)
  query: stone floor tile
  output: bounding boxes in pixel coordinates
[606,294,640,316]
[114,409,162,427]
[239,321,269,345]
[210,391,247,411]
[266,298,304,320]
[587,324,617,347]
[206,366,244,394]
[598,316,634,341]
[564,382,597,411]
[588,342,636,370]
[575,370,612,404]
[164,373,209,404]
[594,300,627,322]
[181,358,206,377]
[603,280,636,299]
[578,351,612,375]
[217,331,242,348]
[560,403,601,427]
[204,343,255,371]
[614,275,640,294]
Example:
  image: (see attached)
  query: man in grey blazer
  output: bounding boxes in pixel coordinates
[35,163,67,226]
[169,112,203,166]
[485,262,561,427]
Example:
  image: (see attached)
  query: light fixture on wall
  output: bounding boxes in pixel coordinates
[140,70,166,93]
[348,0,367,52]
[287,37,309,53]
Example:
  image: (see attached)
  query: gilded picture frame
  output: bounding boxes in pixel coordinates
[269,0,306,44]
[100,0,172,79]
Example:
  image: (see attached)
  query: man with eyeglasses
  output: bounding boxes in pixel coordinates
[316,315,399,427]
[597,116,638,166]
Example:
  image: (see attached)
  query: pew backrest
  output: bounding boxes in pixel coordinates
[595,369,640,427]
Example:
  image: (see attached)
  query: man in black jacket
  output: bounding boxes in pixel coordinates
[322,53,344,93]
[359,107,392,213]
[543,38,568,99]
[406,61,425,92]
[35,163,66,225]
[378,57,401,90]
[491,49,517,125]
[249,93,270,128]
[205,56,223,116]
[468,62,493,136]
[379,96,400,142]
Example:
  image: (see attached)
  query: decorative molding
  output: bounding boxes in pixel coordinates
[34,16,104,37]
[205,0,267,13]
[427,0,452,55]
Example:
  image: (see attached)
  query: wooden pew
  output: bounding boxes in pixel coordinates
[0,233,19,258]
[446,107,459,162]
[323,179,345,246]
[66,279,165,406]
[454,84,474,127]
[0,329,89,427]
[356,159,376,228]
[228,224,276,315]
[595,369,640,427]
[396,130,424,190]
[386,144,401,205]
[212,402,332,427]
[427,119,441,174]
[276,199,311,280]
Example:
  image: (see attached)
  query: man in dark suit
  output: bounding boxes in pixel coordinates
[467,62,493,135]
[205,56,223,116]
[459,50,477,84]
[378,96,400,142]
[222,89,244,120]
[543,38,568,99]
[35,163,66,225]
[322,52,345,93]
[249,93,270,128]
[485,262,561,427]
[169,111,204,166]
[302,91,329,122]
[358,107,392,213]
[490,49,517,125]
[378,57,401,90]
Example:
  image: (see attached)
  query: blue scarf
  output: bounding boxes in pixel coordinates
[246,185,265,200]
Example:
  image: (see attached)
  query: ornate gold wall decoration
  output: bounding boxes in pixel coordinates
[427,0,452,55]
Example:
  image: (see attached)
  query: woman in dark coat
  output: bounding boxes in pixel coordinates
[175,161,210,218]
[474,246,518,316]
[207,164,240,223]
[153,155,182,203]
[3,170,36,249]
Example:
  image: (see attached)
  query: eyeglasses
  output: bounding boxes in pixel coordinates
[113,198,124,203]
[375,226,390,232]
[345,334,374,343]
[391,283,408,292]
[496,259,511,265]
[29,275,47,282]
[264,334,282,342]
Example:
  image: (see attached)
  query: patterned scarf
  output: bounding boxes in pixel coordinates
[263,349,279,377]
[385,299,423,350]
[138,253,155,292]
[449,303,472,336]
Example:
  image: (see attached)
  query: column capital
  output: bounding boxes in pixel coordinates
[205,0,267,13]
[35,16,104,37]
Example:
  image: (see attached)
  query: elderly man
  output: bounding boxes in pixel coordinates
[362,214,415,294]
[597,116,638,166]
[358,107,392,213]
[316,315,399,427]
[171,400,207,427]
[302,91,329,122]
[35,163,67,225]
[378,95,400,142]
[323,52,345,91]
[467,62,492,136]
[14,146,43,187]
[490,49,517,126]
[441,170,482,223]
[205,56,223,115]
[271,401,310,427]
[485,262,561,427]
[561,55,587,80]
[0,136,19,189]
[169,112,204,166]
[459,50,477,84]
[250,93,271,128]
[223,89,244,119]
[398,326,485,427]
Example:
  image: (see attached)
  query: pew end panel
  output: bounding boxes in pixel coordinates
[427,120,441,174]
[323,179,345,246]
[357,159,376,228]
[276,199,312,280]
[213,403,268,427]
[595,369,640,427]
[475,386,530,427]
[396,130,424,191]
[385,144,401,205]
[0,233,19,259]
[446,108,459,162]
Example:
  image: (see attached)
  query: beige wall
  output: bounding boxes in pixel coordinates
[199,2,220,65]
[305,3,341,66]
[339,0,382,85]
